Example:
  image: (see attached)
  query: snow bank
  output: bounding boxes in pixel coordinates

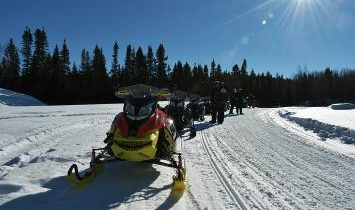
[329,103,355,110]
[278,107,355,144]
[0,88,44,106]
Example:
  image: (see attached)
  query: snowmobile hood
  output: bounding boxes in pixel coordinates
[116,109,170,138]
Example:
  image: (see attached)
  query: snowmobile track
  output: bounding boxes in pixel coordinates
[200,130,248,210]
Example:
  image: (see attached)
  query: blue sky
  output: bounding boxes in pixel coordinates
[1,0,354,76]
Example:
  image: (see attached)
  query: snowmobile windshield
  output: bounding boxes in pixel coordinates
[124,97,157,121]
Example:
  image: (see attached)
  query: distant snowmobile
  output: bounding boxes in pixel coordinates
[186,94,205,122]
[165,90,196,138]
[67,85,186,191]
[199,97,212,115]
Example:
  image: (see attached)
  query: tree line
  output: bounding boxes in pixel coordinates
[0,27,354,106]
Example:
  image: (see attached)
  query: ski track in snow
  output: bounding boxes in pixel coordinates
[200,130,249,210]
[0,105,355,209]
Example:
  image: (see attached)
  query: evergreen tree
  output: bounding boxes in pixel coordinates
[155,44,167,87]
[135,47,148,84]
[210,59,216,82]
[131,47,136,83]
[232,64,241,88]
[21,27,33,76]
[203,65,209,78]
[80,49,91,73]
[191,64,204,94]
[60,39,70,74]
[2,26,354,106]
[240,59,248,90]
[51,45,64,103]
[166,64,172,82]
[183,62,192,91]
[249,69,257,95]
[215,64,223,81]
[1,38,20,90]
[123,44,134,85]
[31,28,49,99]
[80,49,92,102]
[146,45,155,85]
[202,65,210,95]
[67,62,80,104]
[91,45,112,102]
[110,41,120,89]
[171,61,184,90]
[32,28,49,70]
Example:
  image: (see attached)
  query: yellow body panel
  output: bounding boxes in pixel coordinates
[111,130,159,162]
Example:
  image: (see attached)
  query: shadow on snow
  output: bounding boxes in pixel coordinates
[1,162,182,210]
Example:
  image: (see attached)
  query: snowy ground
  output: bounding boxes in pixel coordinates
[0,88,44,106]
[278,105,355,145]
[0,96,355,209]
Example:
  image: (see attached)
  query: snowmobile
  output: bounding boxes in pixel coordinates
[186,94,205,122]
[199,97,212,115]
[165,90,196,138]
[67,85,186,191]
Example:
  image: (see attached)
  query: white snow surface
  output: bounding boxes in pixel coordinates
[0,88,44,106]
[277,106,355,145]
[0,104,355,210]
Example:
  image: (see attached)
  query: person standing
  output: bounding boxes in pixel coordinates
[210,81,228,124]
[236,88,244,115]
[229,88,237,114]
[210,81,220,123]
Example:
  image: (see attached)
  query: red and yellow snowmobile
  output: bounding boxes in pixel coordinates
[67,85,186,191]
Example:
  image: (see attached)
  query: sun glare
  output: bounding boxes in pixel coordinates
[274,0,338,38]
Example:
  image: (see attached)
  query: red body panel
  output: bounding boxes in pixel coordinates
[115,108,170,138]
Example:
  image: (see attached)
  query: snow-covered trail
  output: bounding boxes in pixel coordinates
[0,104,201,210]
[190,109,355,209]
[0,105,354,209]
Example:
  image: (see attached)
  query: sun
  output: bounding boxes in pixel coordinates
[277,0,335,31]
[288,0,320,16]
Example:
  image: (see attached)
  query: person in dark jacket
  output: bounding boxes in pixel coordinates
[235,88,243,114]
[210,81,228,124]
[229,88,237,114]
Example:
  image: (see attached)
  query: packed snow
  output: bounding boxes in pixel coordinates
[0,93,354,209]
[277,105,355,145]
[0,88,44,106]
